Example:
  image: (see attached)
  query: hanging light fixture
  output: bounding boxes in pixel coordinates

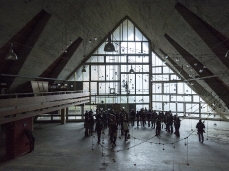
[129,65,134,73]
[5,43,18,60]
[104,32,115,52]
[82,65,86,72]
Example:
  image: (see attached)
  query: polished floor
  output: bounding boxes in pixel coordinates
[0,118,229,171]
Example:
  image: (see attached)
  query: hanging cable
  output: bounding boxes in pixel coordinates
[186,137,189,165]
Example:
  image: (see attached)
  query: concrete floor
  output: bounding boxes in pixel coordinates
[0,119,229,171]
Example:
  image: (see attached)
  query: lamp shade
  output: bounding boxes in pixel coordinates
[104,42,115,52]
[5,43,18,60]
[82,66,86,72]
[104,32,115,52]
[129,66,134,73]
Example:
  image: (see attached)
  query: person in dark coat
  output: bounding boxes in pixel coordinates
[168,113,174,133]
[84,111,89,128]
[88,115,94,136]
[141,110,146,127]
[147,110,152,127]
[156,119,161,136]
[24,128,35,152]
[196,119,205,143]
[130,109,136,126]
[95,119,104,144]
[136,111,140,126]
[151,110,157,129]
[110,122,118,147]
[123,120,129,141]
[174,117,181,136]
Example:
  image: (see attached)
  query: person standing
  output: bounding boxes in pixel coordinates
[123,120,129,141]
[24,128,35,152]
[141,110,146,127]
[168,113,174,133]
[130,109,136,126]
[136,111,140,126]
[156,119,161,136]
[174,117,181,136]
[151,110,157,129]
[95,119,104,144]
[110,122,118,147]
[88,115,94,136]
[196,119,205,143]
[147,110,152,127]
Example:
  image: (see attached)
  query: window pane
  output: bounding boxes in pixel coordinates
[142,56,149,63]
[128,56,136,63]
[128,20,134,41]
[83,82,89,91]
[163,66,170,73]
[152,67,162,73]
[136,42,142,53]
[164,103,170,111]
[121,42,127,54]
[129,96,135,103]
[135,27,142,41]
[153,102,162,110]
[113,25,121,41]
[177,83,184,94]
[169,103,176,112]
[128,42,135,54]
[122,20,128,41]
[184,95,192,102]
[106,65,120,81]
[162,95,169,102]
[177,103,184,112]
[143,42,148,53]
[152,83,162,93]
[152,95,162,101]
[193,95,200,102]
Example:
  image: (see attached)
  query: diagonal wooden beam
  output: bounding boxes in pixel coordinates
[164,33,229,109]
[2,10,51,88]
[159,49,228,120]
[38,37,83,80]
[175,2,229,68]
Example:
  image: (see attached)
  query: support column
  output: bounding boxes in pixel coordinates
[149,41,153,110]
[66,108,69,122]
[60,108,66,124]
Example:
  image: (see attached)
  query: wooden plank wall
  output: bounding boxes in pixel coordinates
[0,92,90,124]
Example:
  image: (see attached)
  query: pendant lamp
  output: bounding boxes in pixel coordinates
[5,43,18,60]
[104,32,115,52]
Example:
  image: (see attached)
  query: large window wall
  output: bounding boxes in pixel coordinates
[68,18,216,118]
[151,53,216,118]
[69,19,151,112]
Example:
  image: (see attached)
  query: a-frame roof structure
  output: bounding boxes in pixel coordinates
[0,0,228,116]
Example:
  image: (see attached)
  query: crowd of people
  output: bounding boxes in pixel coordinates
[84,108,183,147]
